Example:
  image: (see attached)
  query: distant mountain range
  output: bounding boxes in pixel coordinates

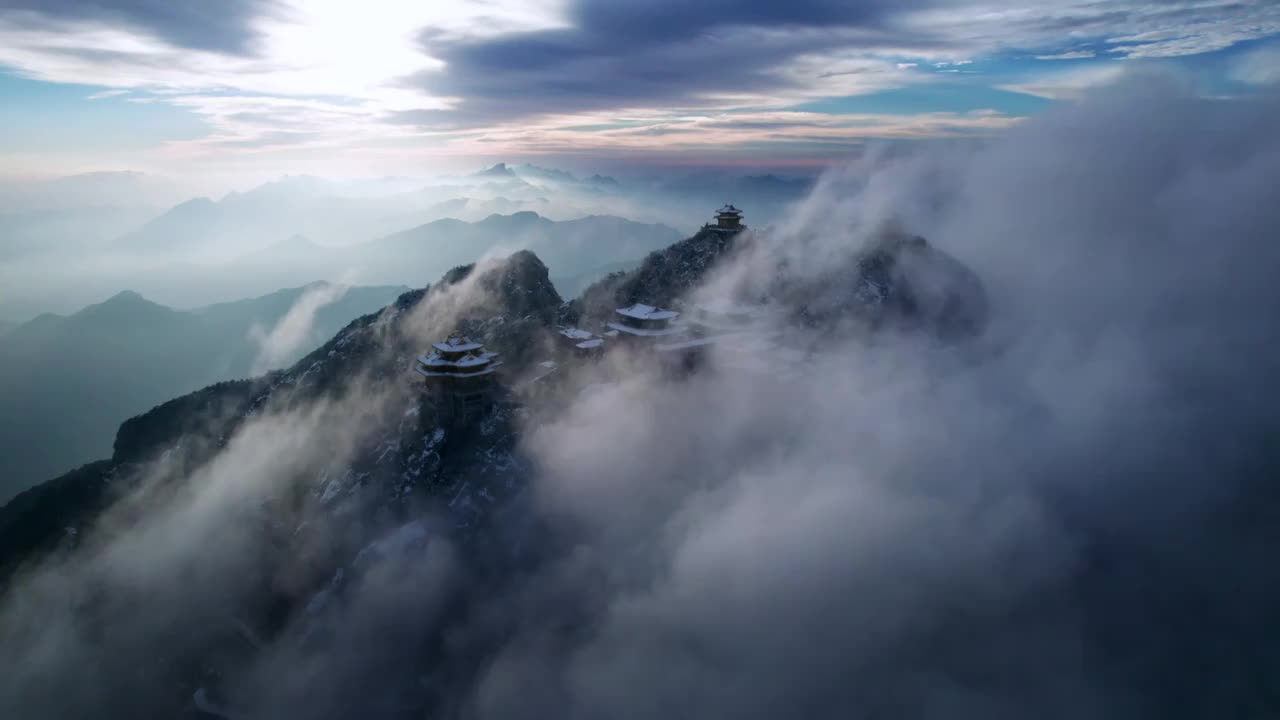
[550,258,644,298]
[345,212,682,288]
[0,164,814,321]
[144,212,684,305]
[0,282,407,500]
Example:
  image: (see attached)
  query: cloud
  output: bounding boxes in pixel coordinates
[1230,43,1280,86]
[997,63,1127,99]
[409,0,942,122]
[1034,50,1096,60]
[85,88,129,100]
[899,2,1280,60]
[0,262,521,716]
[248,282,350,374]
[453,73,1280,719]
[0,0,278,54]
[422,108,1022,160]
[1,0,1277,173]
[1104,14,1280,58]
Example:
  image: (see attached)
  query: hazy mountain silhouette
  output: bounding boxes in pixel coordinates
[0,282,407,500]
[225,212,683,291]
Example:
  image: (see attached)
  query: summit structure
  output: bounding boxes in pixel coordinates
[710,204,744,232]
[414,335,501,424]
[606,303,682,343]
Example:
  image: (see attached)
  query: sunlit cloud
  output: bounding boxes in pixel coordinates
[1231,44,1280,86]
[997,64,1128,100]
[0,0,1275,175]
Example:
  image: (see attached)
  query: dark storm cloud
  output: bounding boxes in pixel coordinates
[0,0,277,54]
[397,0,942,126]
[393,0,1280,128]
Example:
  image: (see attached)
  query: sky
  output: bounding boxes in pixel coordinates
[0,0,1278,182]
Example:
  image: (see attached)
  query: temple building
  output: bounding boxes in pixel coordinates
[606,303,683,342]
[710,204,744,231]
[414,335,501,424]
[557,325,605,357]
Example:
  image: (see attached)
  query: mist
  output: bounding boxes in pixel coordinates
[445,75,1280,719]
[0,165,806,324]
[249,282,351,375]
[3,72,1279,719]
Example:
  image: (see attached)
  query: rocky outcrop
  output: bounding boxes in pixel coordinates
[570,225,987,342]
[782,231,988,341]
[570,225,745,325]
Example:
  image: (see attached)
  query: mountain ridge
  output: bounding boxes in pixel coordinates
[0,224,991,717]
[0,282,411,499]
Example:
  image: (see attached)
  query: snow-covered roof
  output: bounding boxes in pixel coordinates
[432,336,483,353]
[576,338,604,349]
[615,303,679,321]
[418,350,497,368]
[606,321,683,337]
[716,204,742,215]
[558,326,594,340]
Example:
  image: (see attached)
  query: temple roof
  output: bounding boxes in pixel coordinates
[716,204,742,215]
[432,336,484,353]
[615,303,679,321]
[418,350,497,368]
[416,333,500,378]
[605,321,683,337]
[558,326,594,340]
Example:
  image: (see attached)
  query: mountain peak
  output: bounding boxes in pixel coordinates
[173,196,216,210]
[477,210,546,228]
[474,162,516,178]
[106,289,145,303]
[439,249,561,323]
[515,164,578,183]
[72,290,175,323]
[93,289,165,311]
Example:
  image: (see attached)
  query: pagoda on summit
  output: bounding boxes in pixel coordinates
[711,204,744,231]
[414,335,501,423]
